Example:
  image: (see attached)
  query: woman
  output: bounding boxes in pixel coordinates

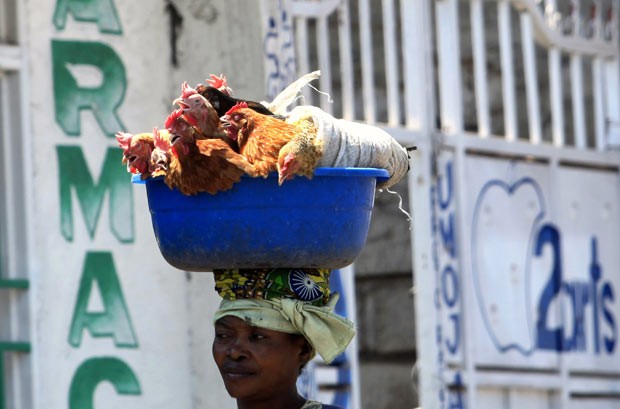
[212,268,356,409]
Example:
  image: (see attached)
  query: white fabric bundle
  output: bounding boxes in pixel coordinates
[286,105,410,189]
[263,70,321,116]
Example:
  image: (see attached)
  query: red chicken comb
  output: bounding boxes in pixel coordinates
[165,109,184,129]
[207,73,227,90]
[115,131,133,151]
[225,101,248,116]
[180,81,198,99]
[153,127,170,150]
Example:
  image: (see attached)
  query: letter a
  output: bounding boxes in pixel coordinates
[53,0,122,34]
[68,252,138,348]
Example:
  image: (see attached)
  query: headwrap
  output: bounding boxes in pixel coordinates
[213,268,356,364]
[214,268,331,306]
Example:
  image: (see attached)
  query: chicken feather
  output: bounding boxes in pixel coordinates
[162,110,256,195]
[220,103,313,178]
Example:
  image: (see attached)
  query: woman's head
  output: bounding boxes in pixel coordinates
[213,315,313,402]
[211,268,356,406]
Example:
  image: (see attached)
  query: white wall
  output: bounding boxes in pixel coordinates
[21,1,269,408]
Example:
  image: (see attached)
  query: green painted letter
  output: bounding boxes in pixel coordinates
[68,251,138,348]
[53,0,122,34]
[69,357,141,409]
[52,40,126,137]
[57,145,133,243]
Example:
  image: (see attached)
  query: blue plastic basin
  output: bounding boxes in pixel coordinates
[134,168,388,271]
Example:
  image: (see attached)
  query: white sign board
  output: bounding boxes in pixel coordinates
[17,1,243,408]
[418,142,620,409]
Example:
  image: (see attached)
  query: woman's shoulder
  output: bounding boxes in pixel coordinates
[301,400,344,409]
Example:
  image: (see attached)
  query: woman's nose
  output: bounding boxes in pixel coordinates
[227,337,249,360]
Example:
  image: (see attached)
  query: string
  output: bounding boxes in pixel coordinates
[308,83,334,104]
[380,188,413,228]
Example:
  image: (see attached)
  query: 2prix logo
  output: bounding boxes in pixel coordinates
[471,177,617,356]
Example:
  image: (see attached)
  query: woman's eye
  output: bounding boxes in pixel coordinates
[251,333,266,341]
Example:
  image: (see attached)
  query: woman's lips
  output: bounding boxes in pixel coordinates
[222,364,256,378]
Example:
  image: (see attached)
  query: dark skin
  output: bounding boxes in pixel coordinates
[213,316,314,409]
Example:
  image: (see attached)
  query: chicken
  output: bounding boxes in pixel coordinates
[195,83,276,117]
[277,128,323,185]
[161,109,256,195]
[150,128,171,178]
[172,82,229,140]
[206,73,234,96]
[116,130,170,179]
[276,105,412,189]
[220,102,311,178]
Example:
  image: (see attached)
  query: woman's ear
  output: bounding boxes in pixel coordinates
[297,338,314,370]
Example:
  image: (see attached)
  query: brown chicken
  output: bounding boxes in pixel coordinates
[172,82,229,140]
[276,126,323,185]
[150,128,172,178]
[220,102,309,178]
[116,130,170,179]
[276,105,413,189]
[161,109,256,195]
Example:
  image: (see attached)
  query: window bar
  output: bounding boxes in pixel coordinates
[498,0,518,141]
[399,0,433,130]
[543,0,565,146]
[570,53,587,148]
[549,51,565,147]
[0,0,5,43]
[564,1,586,148]
[590,1,606,150]
[0,73,18,277]
[316,15,333,115]
[294,17,312,105]
[358,0,376,124]
[607,2,619,43]
[470,0,490,137]
[434,0,463,133]
[0,45,21,71]
[592,57,605,150]
[603,56,620,148]
[520,12,542,144]
[382,0,400,127]
[337,2,355,121]
[587,0,602,40]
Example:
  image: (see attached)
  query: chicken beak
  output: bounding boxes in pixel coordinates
[219,115,230,127]
[172,97,188,108]
[156,158,168,171]
[278,172,287,186]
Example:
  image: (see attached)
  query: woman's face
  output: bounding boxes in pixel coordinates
[212,315,310,402]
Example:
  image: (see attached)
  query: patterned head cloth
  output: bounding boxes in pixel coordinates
[212,268,356,364]
[213,268,331,306]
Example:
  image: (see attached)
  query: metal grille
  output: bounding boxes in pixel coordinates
[0,0,32,408]
[290,0,620,150]
[288,2,620,409]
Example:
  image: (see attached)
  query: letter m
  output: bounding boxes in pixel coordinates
[57,146,133,243]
